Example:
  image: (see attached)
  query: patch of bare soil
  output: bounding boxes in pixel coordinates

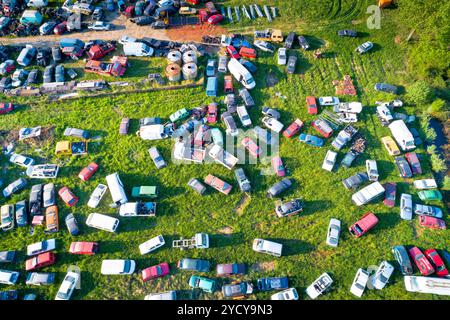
[166,24,227,43]
[234,194,250,215]
[217,226,234,235]
[250,261,276,272]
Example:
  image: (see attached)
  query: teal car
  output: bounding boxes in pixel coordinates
[418,190,443,201]
[169,108,190,123]
[189,275,216,293]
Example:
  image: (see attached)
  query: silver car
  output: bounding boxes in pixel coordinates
[148,147,167,169]
[400,193,413,220]
[326,218,341,247]
[43,183,56,208]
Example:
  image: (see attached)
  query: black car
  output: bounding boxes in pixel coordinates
[151,21,168,29]
[52,46,62,64]
[297,36,310,50]
[92,7,104,20]
[374,83,398,94]
[395,156,413,178]
[239,58,257,73]
[26,69,38,85]
[285,31,296,49]
[267,178,293,198]
[43,65,54,83]
[337,29,358,37]
[257,277,289,291]
[286,55,297,74]
[29,184,43,216]
[131,16,155,26]
[0,76,12,91]
[36,48,51,67]
[342,172,369,190]
[65,214,80,236]
[392,245,414,275]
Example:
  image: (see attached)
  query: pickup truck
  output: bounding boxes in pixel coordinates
[333,102,362,114]
[208,144,238,170]
[331,125,358,150]
[257,277,289,292]
[311,119,333,138]
[85,59,126,77]
[87,42,116,60]
[55,141,88,156]
[119,202,156,217]
[204,174,232,195]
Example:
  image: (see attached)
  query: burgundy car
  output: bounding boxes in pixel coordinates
[383,182,397,208]
[409,246,435,276]
[58,187,79,207]
[216,263,246,276]
[0,102,13,114]
[424,249,449,277]
[142,262,170,282]
[53,22,67,35]
[207,14,223,25]
[405,152,422,175]
[283,119,304,138]
[78,162,99,181]
[226,45,241,59]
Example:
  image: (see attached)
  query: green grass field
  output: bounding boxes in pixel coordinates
[0,1,448,300]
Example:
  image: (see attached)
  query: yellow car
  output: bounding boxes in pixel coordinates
[179,6,197,15]
[381,136,401,156]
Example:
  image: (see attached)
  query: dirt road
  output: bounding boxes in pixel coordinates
[0,14,226,46]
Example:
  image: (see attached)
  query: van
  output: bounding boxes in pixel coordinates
[227,58,255,90]
[365,160,379,181]
[206,77,218,97]
[105,173,128,206]
[252,238,283,257]
[218,55,227,73]
[136,124,167,141]
[351,181,385,206]
[349,212,379,238]
[17,45,36,67]
[139,235,165,255]
[0,269,19,285]
[123,42,154,57]
[86,213,119,232]
[144,290,177,300]
[388,120,415,151]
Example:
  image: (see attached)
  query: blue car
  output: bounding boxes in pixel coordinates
[299,133,324,147]
[106,0,115,11]
[232,38,253,49]
[239,58,257,73]
[257,277,289,292]
[178,258,211,272]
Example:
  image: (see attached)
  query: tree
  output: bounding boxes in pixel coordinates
[407,81,435,105]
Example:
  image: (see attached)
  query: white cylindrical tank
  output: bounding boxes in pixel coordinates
[182,62,198,80]
[167,50,182,66]
[182,50,197,64]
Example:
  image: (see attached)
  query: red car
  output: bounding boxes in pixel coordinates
[349,212,379,238]
[272,156,285,177]
[0,102,14,114]
[311,119,333,138]
[226,45,241,59]
[425,249,449,277]
[199,9,210,23]
[383,182,397,208]
[409,246,435,276]
[283,119,304,138]
[58,187,79,207]
[207,14,223,25]
[241,137,261,158]
[224,75,233,94]
[142,262,170,282]
[405,152,422,175]
[53,21,67,35]
[306,96,318,115]
[69,242,99,255]
[25,252,56,271]
[239,47,257,59]
[419,216,446,230]
[78,162,99,181]
[206,102,218,123]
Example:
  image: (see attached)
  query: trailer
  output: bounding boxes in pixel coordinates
[404,276,450,296]
[168,16,199,26]
[172,233,209,250]
[119,202,156,217]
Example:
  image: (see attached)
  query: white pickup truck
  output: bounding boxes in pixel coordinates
[208,144,238,170]
[119,202,156,217]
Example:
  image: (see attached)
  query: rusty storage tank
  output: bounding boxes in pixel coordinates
[182,62,198,80]
[165,63,181,82]
[166,50,182,66]
[182,50,197,64]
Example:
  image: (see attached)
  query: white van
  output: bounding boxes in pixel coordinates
[105,173,128,206]
[365,160,379,181]
[86,213,120,232]
[144,291,177,300]
[252,238,283,257]
[0,269,19,285]
[351,181,385,206]
[227,58,255,90]
[123,42,154,57]
[139,235,165,255]
[136,125,167,141]
[404,276,450,296]
[388,120,415,151]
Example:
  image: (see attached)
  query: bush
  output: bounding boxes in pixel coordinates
[442,176,450,191]
[427,145,447,173]
[407,81,436,105]
[420,115,437,143]
[427,98,449,120]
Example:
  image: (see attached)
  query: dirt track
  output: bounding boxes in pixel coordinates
[0,14,226,46]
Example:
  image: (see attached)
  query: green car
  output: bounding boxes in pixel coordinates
[131,186,158,198]
[418,190,443,201]
[169,108,189,123]
[188,275,216,293]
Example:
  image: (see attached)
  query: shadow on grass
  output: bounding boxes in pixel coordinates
[210,232,245,248]
[268,238,315,256]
